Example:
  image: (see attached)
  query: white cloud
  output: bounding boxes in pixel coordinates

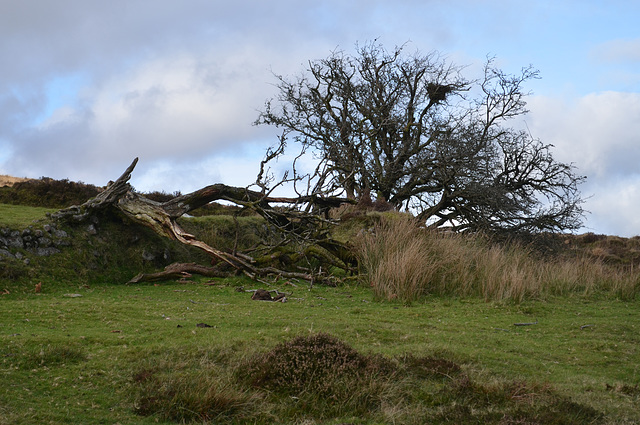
[526,92,640,236]
[527,92,640,178]
[591,38,640,63]
[5,46,285,184]
[87,52,264,157]
[581,176,640,237]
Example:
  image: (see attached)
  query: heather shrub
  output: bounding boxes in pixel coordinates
[0,178,101,208]
[240,333,395,418]
[242,333,393,397]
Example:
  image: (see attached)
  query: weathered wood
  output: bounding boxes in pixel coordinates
[51,157,139,221]
[127,262,227,283]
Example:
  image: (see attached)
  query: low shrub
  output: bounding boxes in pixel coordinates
[0,178,101,208]
[129,336,603,424]
[432,375,602,425]
[239,333,395,418]
[242,333,393,397]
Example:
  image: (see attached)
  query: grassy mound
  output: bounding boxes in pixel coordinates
[131,332,603,424]
[0,206,207,291]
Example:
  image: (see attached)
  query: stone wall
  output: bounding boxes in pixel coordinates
[0,224,71,264]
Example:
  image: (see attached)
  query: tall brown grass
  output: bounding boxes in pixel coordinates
[355,214,640,303]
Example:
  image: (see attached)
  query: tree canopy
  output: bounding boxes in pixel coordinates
[256,42,585,234]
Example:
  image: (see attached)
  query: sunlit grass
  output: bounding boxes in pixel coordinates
[0,203,56,228]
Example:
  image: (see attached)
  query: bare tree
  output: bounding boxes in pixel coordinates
[49,43,586,284]
[256,42,585,233]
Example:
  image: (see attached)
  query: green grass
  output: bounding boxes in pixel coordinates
[0,207,211,288]
[0,203,57,228]
[1,278,638,424]
[178,214,267,252]
[2,204,639,422]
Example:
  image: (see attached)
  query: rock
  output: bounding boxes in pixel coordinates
[38,237,52,247]
[53,229,68,238]
[6,235,23,249]
[86,224,97,235]
[53,238,71,247]
[35,247,61,257]
[0,224,70,263]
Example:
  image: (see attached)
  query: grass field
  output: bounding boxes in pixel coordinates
[1,278,639,424]
[0,203,57,228]
[2,203,640,423]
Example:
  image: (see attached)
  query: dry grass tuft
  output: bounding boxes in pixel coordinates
[132,352,260,423]
[356,214,640,302]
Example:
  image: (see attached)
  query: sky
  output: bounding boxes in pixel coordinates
[1,0,639,236]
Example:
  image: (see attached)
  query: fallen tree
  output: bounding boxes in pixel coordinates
[126,262,227,284]
[52,158,356,284]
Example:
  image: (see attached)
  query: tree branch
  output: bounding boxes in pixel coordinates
[53,158,355,284]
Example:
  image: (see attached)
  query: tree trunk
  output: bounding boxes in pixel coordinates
[53,158,356,283]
